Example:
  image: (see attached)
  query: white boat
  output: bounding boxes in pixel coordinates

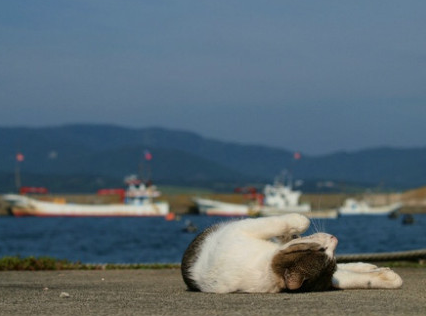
[2,176,169,217]
[258,181,338,218]
[193,175,338,219]
[338,198,402,216]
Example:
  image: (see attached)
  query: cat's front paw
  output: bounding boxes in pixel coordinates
[284,213,310,235]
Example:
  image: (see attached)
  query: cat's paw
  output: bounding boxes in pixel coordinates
[284,213,310,235]
[373,268,403,289]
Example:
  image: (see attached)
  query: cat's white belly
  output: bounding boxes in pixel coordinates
[190,227,281,293]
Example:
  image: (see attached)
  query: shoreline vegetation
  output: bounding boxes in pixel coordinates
[0,256,180,271]
[0,256,424,271]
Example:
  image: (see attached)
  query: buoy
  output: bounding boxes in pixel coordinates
[182,220,198,233]
[402,214,414,225]
[165,213,176,221]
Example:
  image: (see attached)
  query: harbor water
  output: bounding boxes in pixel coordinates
[1,214,425,264]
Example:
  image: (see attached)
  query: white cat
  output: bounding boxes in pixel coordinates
[181,214,403,293]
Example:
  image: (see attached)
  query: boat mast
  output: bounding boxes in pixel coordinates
[15,152,24,193]
[144,150,152,184]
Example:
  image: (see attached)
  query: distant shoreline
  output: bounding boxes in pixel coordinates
[1,192,426,216]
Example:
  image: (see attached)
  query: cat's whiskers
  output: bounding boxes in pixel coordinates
[310,218,320,233]
[310,217,327,234]
[307,194,326,234]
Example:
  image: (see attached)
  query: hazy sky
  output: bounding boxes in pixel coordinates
[1,1,425,155]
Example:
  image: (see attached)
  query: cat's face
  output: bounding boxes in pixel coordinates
[272,233,338,292]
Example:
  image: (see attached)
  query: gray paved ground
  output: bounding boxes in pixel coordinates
[0,268,425,316]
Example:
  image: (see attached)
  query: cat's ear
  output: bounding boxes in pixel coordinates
[284,268,306,290]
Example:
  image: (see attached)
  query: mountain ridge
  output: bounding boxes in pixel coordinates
[1,124,425,192]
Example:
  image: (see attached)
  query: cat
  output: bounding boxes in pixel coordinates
[181,214,403,293]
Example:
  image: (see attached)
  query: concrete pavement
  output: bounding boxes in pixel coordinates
[0,268,425,316]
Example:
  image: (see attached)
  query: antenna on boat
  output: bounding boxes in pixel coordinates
[138,153,145,183]
[15,152,24,193]
[276,169,291,187]
[143,150,153,184]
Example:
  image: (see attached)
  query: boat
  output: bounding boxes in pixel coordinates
[338,198,402,216]
[258,180,338,218]
[193,175,338,219]
[2,175,169,217]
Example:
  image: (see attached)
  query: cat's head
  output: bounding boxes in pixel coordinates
[271,233,338,292]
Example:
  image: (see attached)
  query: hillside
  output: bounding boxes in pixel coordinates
[0,125,293,179]
[1,124,425,192]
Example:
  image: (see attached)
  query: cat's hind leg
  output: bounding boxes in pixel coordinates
[332,267,403,289]
[235,214,310,241]
[337,262,378,272]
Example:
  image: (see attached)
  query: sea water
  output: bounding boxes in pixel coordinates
[0,214,425,264]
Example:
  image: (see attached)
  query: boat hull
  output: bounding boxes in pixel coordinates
[260,207,338,219]
[193,197,337,219]
[5,194,169,217]
[338,201,402,216]
[192,197,258,217]
[11,205,170,217]
[259,204,311,216]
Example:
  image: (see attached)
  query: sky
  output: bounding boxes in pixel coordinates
[1,0,425,155]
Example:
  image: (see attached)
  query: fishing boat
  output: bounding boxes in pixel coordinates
[338,198,402,216]
[256,179,338,218]
[258,181,311,215]
[2,175,169,217]
[193,175,338,219]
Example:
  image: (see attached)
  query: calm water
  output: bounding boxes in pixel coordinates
[0,215,425,264]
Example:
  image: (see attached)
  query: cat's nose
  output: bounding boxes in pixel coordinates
[330,235,338,244]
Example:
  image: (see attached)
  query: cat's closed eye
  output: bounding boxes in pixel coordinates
[291,234,300,239]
